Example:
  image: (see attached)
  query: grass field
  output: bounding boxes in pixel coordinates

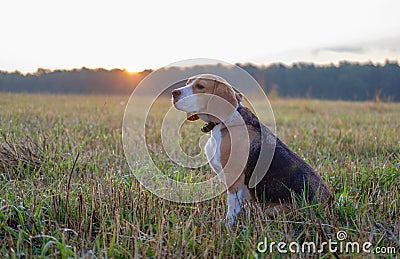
[0,93,399,258]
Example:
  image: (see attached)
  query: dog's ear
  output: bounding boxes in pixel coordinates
[186,113,199,121]
[214,81,238,108]
[207,81,238,123]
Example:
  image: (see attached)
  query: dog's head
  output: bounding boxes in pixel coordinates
[172,74,243,123]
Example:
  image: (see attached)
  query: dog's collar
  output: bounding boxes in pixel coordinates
[201,121,217,133]
[200,103,242,133]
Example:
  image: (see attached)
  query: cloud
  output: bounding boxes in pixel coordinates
[312,46,364,56]
[311,45,365,56]
[248,34,400,66]
[312,35,400,57]
[368,35,400,52]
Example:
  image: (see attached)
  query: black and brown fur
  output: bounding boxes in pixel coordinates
[232,106,332,208]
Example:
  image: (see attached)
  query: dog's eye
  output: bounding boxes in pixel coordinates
[196,84,205,89]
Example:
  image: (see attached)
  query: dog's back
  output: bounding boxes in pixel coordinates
[237,106,333,204]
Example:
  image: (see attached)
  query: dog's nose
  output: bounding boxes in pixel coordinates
[172,89,181,99]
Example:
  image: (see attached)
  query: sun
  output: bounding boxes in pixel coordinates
[125,66,145,73]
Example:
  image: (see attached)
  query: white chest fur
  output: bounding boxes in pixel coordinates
[205,124,223,180]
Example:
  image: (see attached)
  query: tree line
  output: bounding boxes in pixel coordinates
[241,60,400,101]
[0,67,151,95]
[0,61,399,101]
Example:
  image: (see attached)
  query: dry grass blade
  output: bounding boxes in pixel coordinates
[0,133,43,178]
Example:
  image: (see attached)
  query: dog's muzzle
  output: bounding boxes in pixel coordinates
[171,89,181,104]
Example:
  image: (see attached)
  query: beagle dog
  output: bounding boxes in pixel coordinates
[172,74,332,225]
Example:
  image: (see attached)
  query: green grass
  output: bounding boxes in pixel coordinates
[0,93,399,258]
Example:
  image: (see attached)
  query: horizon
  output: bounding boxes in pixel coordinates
[1,58,399,75]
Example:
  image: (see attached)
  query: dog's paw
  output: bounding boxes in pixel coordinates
[225,215,236,227]
[265,207,279,218]
[265,203,291,218]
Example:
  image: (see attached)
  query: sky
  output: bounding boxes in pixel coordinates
[1,0,400,73]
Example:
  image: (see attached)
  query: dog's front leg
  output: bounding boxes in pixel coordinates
[226,187,243,226]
